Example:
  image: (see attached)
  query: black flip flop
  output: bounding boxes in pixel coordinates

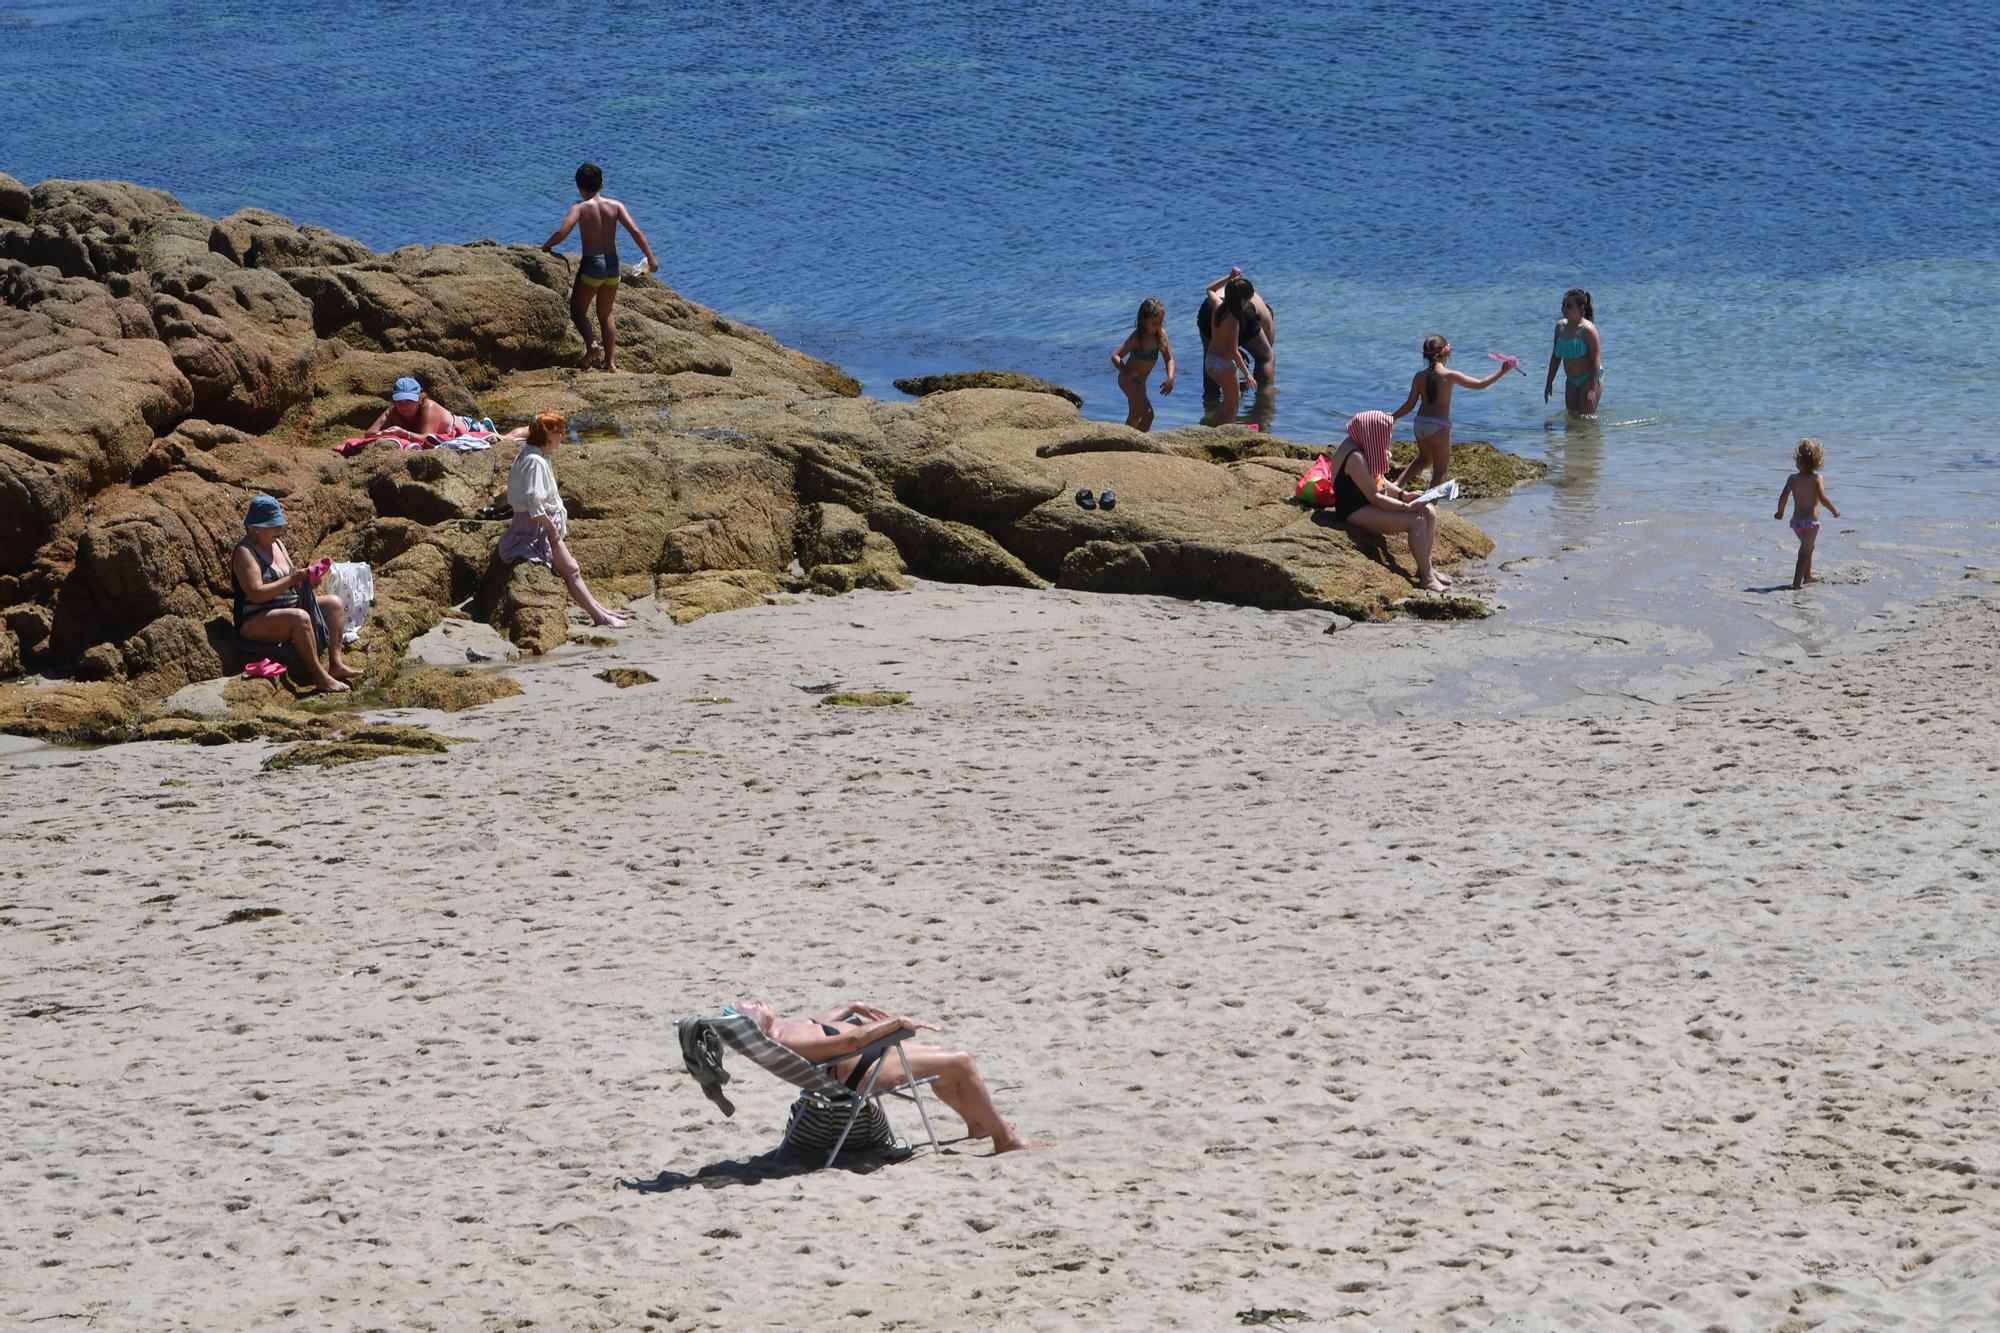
[1098,490,1116,511]
[1074,488,1097,510]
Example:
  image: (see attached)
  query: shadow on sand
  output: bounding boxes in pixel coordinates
[619,1140,971,1194]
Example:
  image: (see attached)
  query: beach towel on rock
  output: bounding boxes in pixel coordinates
[1296,453,1336,507]
[335,416,500,455]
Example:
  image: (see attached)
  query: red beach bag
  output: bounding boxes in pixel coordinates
[1296,454,1335,507]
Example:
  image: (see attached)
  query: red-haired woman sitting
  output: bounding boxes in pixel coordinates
[497,412,629,628]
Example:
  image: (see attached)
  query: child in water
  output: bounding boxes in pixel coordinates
[1389,335,1516,489]
[1775,438,1840,589]
[1111,298,1175,431]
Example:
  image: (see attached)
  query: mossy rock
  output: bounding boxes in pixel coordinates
[1398,596,1493,621]
[1386,440,1546,500]
[820,690,908,708]
[136,716,212,742]
[655,570,783,625]
[805,361,862,397]
[597,668,658,688]
[0,681,146,743]
[262,725,461,770]
[1325,598,1382,623]
[893,371,1082,408]
[377,666,524,712]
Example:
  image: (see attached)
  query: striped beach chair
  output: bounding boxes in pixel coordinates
[681,1012,942,1167]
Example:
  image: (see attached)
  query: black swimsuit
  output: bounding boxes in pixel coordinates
[821,1022,885,1092]
[1330,443,1374,521]
[233,538,329,651]
[234,539,302,628]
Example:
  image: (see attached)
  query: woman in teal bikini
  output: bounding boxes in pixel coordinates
[1544,288,1602,415]
[1111,298,1176,432]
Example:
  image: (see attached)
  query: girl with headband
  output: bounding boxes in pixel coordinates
[1389,334,1517,490]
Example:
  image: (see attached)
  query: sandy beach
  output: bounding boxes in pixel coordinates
[4,571,1997,1330]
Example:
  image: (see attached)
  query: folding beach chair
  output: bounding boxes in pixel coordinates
[679,1012,942,1167]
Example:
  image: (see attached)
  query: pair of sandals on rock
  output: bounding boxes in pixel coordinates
[1074,488,1117,511]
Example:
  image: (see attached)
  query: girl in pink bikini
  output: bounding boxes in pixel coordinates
[1388,334,1516,490]
[1775,438,1840,589]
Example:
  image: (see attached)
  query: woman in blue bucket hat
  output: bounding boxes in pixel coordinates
[230,494,361,692]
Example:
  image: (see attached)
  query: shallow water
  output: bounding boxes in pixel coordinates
[4,0,1996,666]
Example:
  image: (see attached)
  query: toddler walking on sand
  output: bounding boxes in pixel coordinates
[1775,438,1840,589]
[1111,298,1175,431]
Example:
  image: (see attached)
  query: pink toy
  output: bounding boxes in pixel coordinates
[1246,423,1260,431]
[1488,351,1522,373]
[242,659,286,679]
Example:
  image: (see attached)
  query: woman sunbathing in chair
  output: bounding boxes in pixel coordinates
[736,999,1047,1154]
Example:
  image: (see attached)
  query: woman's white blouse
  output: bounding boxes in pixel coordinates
[507,447,567,530]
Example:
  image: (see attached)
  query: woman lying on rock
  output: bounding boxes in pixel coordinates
[363,376,458,442]
[232,495,362,692]
[497,412,630,629]
[735,999,1047,1154]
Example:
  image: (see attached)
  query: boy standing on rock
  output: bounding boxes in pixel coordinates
[540,163,659,373]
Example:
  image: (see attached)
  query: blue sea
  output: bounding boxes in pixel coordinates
[4,0,1996,665]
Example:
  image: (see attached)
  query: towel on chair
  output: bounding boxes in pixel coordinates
[678,1017,735,1117]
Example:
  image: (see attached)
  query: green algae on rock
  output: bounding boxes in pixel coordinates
[262,724,462,770]
[1399,595,1495,620]
[377,667,524,712]
[1385,440,1546,500]
[0,681,147,743]
[597,668,659,688]
[821,691,909,708]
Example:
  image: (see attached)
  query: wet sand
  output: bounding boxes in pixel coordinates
[3,574,1998,1329]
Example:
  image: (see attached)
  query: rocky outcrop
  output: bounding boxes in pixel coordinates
[894,370,1083,407]
[0,176,1536,715]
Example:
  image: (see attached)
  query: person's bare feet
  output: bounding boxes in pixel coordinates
[592,612,630,629]
[991,1129,1049,1154]
[1434,570,1454,587]
[331,662,364,681]
[578,343,602,371]
[314,676,351,693]
[1421,575,1448,593]
[603,358,617,374]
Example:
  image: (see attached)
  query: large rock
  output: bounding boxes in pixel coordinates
[0,263,194,574]
[150,254,320,430]
[0,179,183,287]
[0,680,146,741]
[208,208,373,270]
[0,174,30,224]
[1,176,1531,700]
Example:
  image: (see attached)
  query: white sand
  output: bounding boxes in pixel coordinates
[4,578,1998,1329]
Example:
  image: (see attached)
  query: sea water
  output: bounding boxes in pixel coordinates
[3,0,1995,688]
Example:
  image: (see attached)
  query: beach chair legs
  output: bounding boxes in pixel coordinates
[819,1045,943,1167]
[894,1042,941,1155]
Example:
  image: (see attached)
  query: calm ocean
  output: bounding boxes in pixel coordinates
[4,0,1996,656]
